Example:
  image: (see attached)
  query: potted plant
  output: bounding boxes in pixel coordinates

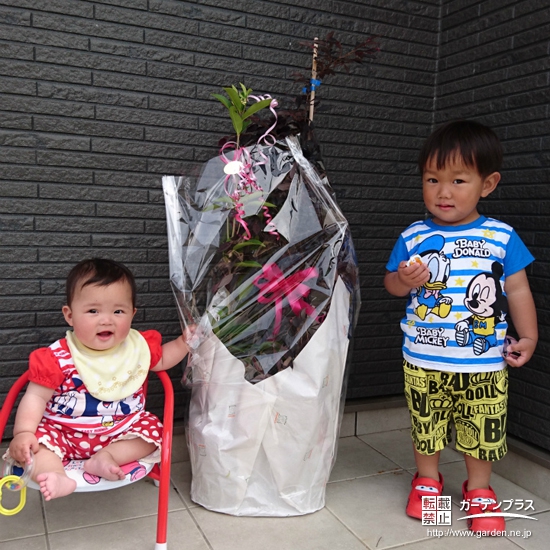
[163,33,377,515]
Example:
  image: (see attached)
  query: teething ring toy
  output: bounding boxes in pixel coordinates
[0,452,34,515]
[2,451,34,490]
[0,475,27,515]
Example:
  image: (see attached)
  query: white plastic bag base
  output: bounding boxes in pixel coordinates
[188,277,351,516]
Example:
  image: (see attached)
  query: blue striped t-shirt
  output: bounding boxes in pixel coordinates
[386,216,534,372]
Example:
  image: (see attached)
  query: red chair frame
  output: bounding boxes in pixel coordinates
[0,370,174,550]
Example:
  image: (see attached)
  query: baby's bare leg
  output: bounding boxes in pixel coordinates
[84,438,157,481]
[33,444,77,501]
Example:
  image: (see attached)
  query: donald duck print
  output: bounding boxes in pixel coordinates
[411,235,453,321]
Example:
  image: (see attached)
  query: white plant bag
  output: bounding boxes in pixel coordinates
[163,135,360,515]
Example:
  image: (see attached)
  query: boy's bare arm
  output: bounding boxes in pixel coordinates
[504,269,538,367]
[10,382,54,464]
[384,262,430,297]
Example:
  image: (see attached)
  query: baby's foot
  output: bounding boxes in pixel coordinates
[84,451,126,482]
[36,472,77,501]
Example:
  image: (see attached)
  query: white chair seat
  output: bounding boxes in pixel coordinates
[25,459,154,493]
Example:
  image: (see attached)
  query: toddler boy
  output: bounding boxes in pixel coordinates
[385,120,537,532]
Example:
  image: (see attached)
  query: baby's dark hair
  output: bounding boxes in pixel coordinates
[418,120,503,178]
[66,258,137,307]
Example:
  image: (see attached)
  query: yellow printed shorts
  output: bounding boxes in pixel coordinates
[403,361,508,461]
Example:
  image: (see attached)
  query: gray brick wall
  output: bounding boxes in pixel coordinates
[0,0,438,436]
[0,1,547,452]
[435,0,549,451]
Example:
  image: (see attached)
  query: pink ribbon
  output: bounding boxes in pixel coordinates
[248,95,279,236]
[220,144,255,239]
[249,95,279,147]
[253,264,318,337]
[218,95,280,240]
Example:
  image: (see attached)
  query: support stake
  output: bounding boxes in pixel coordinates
[309,37,319,123]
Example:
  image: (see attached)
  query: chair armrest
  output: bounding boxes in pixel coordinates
[0,371,30,443]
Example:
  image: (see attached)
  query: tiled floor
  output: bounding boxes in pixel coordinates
[2,407,550,550]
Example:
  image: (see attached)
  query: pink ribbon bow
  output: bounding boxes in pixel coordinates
[253,264,318,337]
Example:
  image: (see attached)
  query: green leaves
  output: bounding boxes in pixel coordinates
[229,106,244,135]
[235,260,263,268]
[232,239,266,251]
[212,84,273,146]
[224,85,245,109]
[243,98,272,120]
[211,93,231,110]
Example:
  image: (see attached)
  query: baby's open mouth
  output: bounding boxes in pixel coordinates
[97,331,113,338]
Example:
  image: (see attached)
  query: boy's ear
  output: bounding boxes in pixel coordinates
[62,305,74,326]
[481,171,501,197]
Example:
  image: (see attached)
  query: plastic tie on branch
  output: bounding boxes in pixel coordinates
[302,78,322,94]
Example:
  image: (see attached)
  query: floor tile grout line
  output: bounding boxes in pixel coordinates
[328,467,408,485]
[0,534,51,545]
[324,501,371,549]
[186,505,216,550]
[169,476,191,510]
[4,428,550,549]
[371,534,458,550]
[43,499,53,550]
[41,510,180,535]
[38,478,188,536]
[353,434,416,472]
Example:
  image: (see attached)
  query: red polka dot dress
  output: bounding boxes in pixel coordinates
[30,331,164,462]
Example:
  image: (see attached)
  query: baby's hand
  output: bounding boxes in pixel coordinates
[504,337,536,368]
[183,324,203,351]
[397,259,430,289]
[9,432,39,465]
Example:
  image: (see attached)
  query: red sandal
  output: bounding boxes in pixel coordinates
[406,472,444,519]
[461,481,505,533]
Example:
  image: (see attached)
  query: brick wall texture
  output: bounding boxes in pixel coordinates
[0,1,548,449]
[434,0,550,451]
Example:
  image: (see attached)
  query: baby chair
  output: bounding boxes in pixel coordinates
[0,369,174,550]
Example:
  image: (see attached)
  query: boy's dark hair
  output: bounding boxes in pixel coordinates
[66,258,137,307]
[418,120,503,178]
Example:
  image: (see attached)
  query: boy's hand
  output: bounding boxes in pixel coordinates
[504,337,536,368]
[9,432,39,465]
[397,260,430,290]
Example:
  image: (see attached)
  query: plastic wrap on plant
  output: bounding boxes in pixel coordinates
[163,135,360,516]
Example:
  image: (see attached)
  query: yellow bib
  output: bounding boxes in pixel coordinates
[66,329,150,401]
